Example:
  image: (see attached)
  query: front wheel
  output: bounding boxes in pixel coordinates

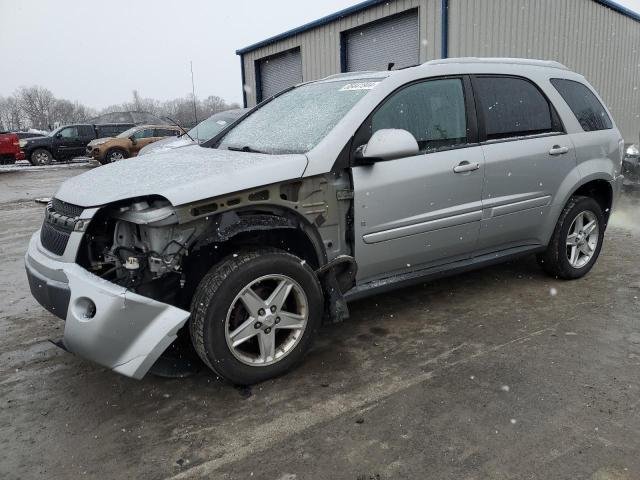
[190,249,323,385]
[537,195,605,279]
[103,148,127,164]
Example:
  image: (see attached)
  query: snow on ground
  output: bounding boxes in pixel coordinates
[0,157,96,173]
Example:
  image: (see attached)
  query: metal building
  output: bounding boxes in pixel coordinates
[236,0,640,142]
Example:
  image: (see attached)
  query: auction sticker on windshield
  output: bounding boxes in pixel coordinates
[339,81,380,91]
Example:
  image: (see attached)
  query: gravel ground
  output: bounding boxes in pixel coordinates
[1,165,639,480]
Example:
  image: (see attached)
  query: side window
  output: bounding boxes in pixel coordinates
[132,128,153,139]
[474,76,557,140]
[79,125,94,137]
[155,128,179,137]
[370,78,468,152]
[59,127,78,138]
[550,78,612,131]
[113,125,132,135]
[97,126,113,137]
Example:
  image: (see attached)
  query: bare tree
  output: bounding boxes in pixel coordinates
[0,85,238,131]
[0,95,25,131]
[18,86,56,129]
[51,99,95,125]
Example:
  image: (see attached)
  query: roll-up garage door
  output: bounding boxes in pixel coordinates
[345,10,419,72]
[258,48,303,101]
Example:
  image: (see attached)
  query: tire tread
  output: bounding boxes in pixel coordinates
[537,195,603,279]
[190,247,314,382]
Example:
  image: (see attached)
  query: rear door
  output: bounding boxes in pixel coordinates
[154,128,180,140]
[472,75,577,254]
[352,76,485,282]
[77,125,96,156]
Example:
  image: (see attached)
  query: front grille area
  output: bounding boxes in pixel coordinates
[40,198,84,255]
[51,198,84,218]
[40,221,72,256]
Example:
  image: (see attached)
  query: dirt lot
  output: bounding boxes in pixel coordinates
[1,165,640,480]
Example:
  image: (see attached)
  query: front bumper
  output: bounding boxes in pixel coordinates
[622,156,640,186]
[25,232,190,379]
[86,146,102,160]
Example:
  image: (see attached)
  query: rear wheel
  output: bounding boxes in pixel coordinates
[30,148,52,166]
[190,249,323,385]
[537,195,605,279]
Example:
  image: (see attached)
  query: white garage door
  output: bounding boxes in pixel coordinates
[258,49,303,101]
[345,11,420,72]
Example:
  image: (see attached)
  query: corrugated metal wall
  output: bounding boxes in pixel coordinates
[448,0,640,142]
[241,0,441,107]
[240,0,639,141]
[344,10,421,71]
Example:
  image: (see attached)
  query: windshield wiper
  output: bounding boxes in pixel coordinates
[163,116,195,142]
[226,145,265,154]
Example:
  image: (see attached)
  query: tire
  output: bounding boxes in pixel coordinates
[103,148,128,164]
[537,195,605,279]
[190,248,324,385]
[30,148,52,166]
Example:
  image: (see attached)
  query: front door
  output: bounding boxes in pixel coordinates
[53,126,83,159]
[470,75,578,254]
[352,77,485,282]
[130,128,156,155]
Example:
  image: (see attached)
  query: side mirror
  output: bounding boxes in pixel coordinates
[129,136,137,145]
[55,133,62,139]
[355,129,419,164]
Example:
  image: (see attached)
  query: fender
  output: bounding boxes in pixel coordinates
[192,206,328,267]
[541,170,615,246]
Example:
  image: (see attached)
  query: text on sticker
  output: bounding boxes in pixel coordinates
[339,82,380,91]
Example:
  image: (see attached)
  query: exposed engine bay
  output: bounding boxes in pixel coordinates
[77,172,356,311]
[78,197,203,305]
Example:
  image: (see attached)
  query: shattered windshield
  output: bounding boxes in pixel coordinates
[217,79,379,154]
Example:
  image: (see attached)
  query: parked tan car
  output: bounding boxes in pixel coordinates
[86,125,183,164]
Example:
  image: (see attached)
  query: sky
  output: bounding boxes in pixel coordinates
[1,0,640,110]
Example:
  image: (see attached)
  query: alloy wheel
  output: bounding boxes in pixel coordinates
[108,151,124,162]
[225,274,308,366]
[33,151,50,165]
[566,210,599,268]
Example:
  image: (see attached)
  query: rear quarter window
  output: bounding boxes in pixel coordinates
[550,78,612,132]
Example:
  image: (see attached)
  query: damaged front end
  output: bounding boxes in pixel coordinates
[28,169,357,379]
[78,196,204,305]
[25,196,195,379]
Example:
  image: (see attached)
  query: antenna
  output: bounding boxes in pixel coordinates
[190,60,198,138]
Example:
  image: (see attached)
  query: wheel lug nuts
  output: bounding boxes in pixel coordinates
[254,321,262,329]
[270,305,277,313]
[265,327,271,334]
[275,317,280,324]
[258,308,265,316]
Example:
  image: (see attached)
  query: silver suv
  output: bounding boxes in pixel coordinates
[25,58,624,385]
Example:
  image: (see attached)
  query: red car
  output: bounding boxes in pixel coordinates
[0,132,24,164]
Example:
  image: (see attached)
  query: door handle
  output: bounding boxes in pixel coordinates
[549,145,569,156]
[453,161,480,173]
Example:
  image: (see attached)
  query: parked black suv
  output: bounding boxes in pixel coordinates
[21,123,134,165]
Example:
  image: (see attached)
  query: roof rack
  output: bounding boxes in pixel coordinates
[425,57,569,70]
